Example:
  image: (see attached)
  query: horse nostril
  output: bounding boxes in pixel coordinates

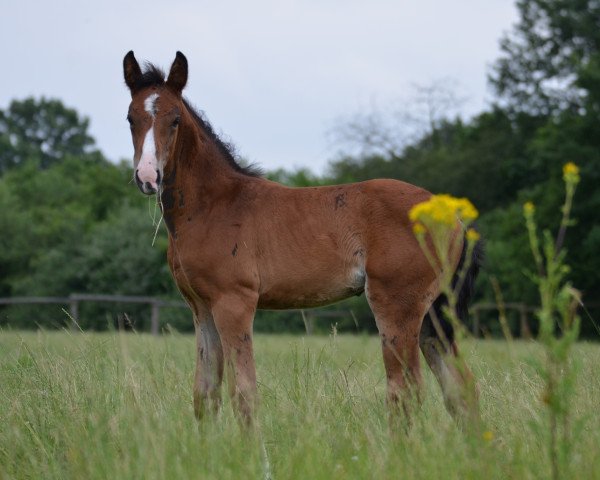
[134,170,157,194]
[156,169,162,185]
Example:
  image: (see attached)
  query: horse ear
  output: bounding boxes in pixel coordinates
[123,51,142,93]
[166,51,188,93]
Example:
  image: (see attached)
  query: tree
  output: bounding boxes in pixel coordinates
[0,155,179,330]
[490,0,600,116]
[0,156,141,295]
[0,97,98,174]
[326,108,543,213]
[328,79,467,160]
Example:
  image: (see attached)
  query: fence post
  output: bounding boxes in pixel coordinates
[150,302,160,336]
[519,304,532,339]
[69,297,79,330]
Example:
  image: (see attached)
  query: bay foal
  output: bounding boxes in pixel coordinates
[123,51,482,423]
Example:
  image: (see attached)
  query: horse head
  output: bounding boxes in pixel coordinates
[123,51,188,195]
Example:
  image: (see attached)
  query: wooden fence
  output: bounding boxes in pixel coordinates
[0,294,187,335]
[0,295,596,336]
[0,294,349,335]
[471,302,537,338]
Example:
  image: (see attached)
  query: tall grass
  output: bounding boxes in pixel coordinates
[1,331,599,479]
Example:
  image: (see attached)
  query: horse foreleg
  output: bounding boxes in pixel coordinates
[193,308,224,420]
[211,294,258,425]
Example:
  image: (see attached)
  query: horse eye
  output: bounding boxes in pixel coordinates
[172,116,181,128]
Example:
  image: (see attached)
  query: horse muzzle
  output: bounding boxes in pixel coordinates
[135,168,161,195]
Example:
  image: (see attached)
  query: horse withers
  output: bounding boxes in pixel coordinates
[123,51,482,424]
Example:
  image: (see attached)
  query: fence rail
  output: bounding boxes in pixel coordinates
[1,295,597,336]
[0,294,350,335]
[471,302,537,338]
[0,294,187,335]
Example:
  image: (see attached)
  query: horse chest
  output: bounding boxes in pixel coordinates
[167,229,256,294]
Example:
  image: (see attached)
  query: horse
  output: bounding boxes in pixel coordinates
[122,51,482,424]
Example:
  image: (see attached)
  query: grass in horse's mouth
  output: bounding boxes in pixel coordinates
[149,192,163,246]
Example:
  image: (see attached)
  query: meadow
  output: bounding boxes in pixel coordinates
[1,331,599,479]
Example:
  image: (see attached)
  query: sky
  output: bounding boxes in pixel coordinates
[0,0,518,174]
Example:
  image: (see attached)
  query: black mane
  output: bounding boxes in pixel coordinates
[182,99,263,178]
[134,62,262,178]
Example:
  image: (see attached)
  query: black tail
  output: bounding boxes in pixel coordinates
[423,235,484,345]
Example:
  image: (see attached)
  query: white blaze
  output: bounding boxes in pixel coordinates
[136,93,160,189]
[141,126,156,157]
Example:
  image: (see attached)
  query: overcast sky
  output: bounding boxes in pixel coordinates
[0,0,517,174]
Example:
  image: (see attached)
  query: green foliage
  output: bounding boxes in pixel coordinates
[1,158,139,292]
[523,167,582,479]
[78,206,172,296]
[267,167,327,187]
[526,110,600,308]
[0,97,97,173]
[0,97,183,329]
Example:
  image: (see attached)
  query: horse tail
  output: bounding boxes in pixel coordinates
[423,232,484,347]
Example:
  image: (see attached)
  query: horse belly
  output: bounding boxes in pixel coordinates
[257,264,365,310]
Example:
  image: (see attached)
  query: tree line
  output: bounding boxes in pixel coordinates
[1,1,599,336]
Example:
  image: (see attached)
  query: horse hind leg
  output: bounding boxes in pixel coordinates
[419,305,479,426]
[366,278,427,422]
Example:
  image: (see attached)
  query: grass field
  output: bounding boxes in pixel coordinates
[1,331,599,479]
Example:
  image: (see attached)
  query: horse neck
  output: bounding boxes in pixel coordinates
[171,113,239,189]
[159,114,243,233]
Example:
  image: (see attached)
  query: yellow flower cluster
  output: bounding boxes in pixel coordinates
[466,228,480,242]
[563,162,580,184]
[409,194,479,227]
[412,222,426,235]
[523,201,535,215]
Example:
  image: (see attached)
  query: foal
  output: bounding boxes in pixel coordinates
[123,51,482,423]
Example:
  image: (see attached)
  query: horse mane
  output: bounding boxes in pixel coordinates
[182,99,263,178]
[134,62,263,178]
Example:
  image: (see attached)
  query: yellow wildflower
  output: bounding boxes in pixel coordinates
[466,228,480,242]
[457,200,479,222]
[482,430,494,442]
[563,162,579,176]
[412,222,426,236]
[563,162,580,184]
[409,194,479,227]
[523,201,535,215]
